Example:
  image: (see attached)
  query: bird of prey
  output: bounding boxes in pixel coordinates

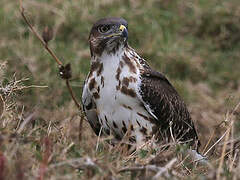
[82,17,200,150]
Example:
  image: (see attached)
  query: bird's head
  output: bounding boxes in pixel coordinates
[89,17,128,57]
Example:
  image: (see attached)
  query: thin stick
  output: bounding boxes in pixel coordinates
[78,113,85,141]
[204,130,228,157]
[202,129,215,155]
[95,126,103,151]
[65,79,81,110]
[65,80,84,141]
[216,120,232,180]
[19,0,84,141]
[19,1,82,110]
[169,121,176,144]
[19,0,62,66]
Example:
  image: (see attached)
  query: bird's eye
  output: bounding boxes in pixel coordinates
[98,25,110,33]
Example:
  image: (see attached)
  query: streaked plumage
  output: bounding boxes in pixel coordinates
[82,17,200,150]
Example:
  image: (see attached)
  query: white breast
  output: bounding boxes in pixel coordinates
[86,50,154,145]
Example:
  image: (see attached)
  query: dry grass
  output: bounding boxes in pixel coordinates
[1,0,240,179]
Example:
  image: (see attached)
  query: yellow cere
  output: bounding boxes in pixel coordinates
[119,25,126,32]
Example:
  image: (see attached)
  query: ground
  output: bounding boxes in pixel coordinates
[1,0,240,179]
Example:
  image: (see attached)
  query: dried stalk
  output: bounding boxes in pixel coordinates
[216,102,240,179]
[18,0,84,140]
[216,120,232,180]
[19,0,62,66]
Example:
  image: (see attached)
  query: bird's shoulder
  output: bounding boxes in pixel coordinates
[138,63,199,146]
[138,65,184,119]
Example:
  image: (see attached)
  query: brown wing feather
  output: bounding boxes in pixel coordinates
[82,81,102,136]
[140,69,200,149]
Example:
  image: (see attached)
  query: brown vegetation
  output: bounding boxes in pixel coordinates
[1,0,240,179]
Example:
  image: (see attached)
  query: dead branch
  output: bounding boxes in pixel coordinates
[19,0,62,66]
[18,0,84,140]
[18,0,81,109]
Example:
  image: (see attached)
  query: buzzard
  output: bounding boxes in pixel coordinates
[82,17,200,150]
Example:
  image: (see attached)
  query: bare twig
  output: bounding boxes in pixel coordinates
[78,113,85,141]
[17,85,48,90]
[18,0,81,109]
[202,129,215,155]
[18,0,84,140]
[95,126,103,151]
[204,129,229,157]
[65,79,81,110]
[19,0,62,66]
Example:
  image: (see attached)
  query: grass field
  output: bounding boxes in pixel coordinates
[1,0,240,179]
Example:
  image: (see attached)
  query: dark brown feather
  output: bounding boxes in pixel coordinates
[140,68,200,149]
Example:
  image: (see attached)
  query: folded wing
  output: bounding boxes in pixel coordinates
[139,68,200,149]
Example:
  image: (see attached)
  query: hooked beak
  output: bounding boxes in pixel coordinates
[119,25,128,39]
[105,24,128,40]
